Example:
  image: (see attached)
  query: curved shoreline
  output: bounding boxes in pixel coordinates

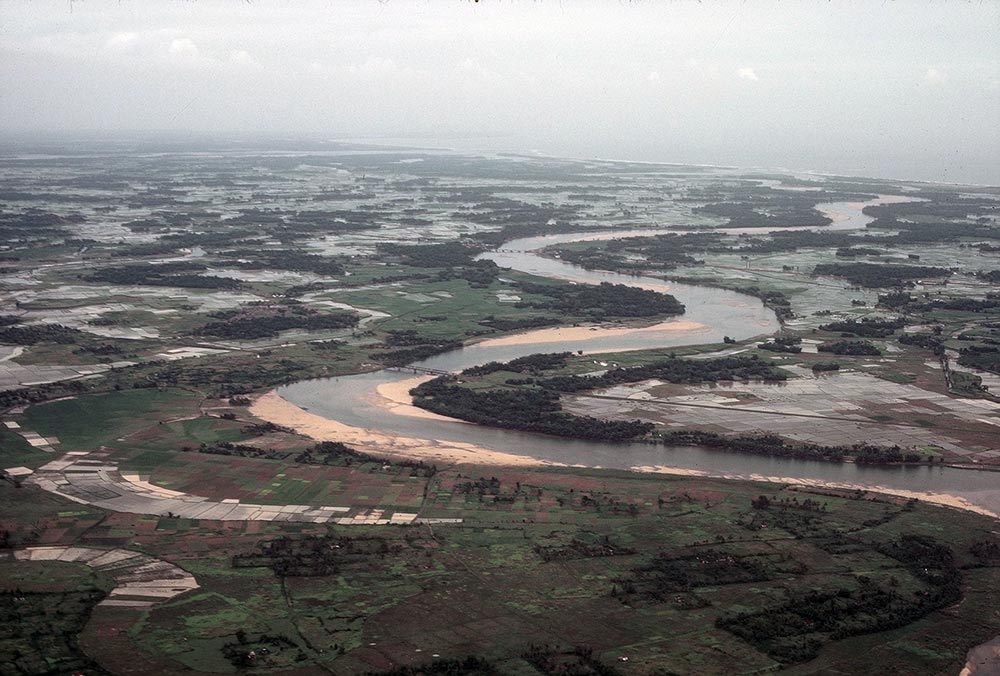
[250,390,551,467]
[251,390,999,519]
[373,375,461,422]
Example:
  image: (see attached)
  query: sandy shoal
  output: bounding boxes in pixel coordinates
[632,465,999,519]
[470,319,708,349]
[250,390,547,467]
[372,376,468,422]
[818,207,850,223]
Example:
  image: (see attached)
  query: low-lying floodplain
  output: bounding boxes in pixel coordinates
[1,137,999,675]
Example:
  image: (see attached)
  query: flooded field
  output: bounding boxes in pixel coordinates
[565,366,1000,460]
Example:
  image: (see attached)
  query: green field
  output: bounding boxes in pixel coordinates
[20,389,201,452]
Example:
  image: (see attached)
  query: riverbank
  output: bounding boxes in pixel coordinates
[250,390,551,467]
[632,465,999,519]
[252,388,1000,519]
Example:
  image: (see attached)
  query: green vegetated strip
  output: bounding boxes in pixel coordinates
[812,262,952,288]
[192,305,359,341]
[192,438,436,480]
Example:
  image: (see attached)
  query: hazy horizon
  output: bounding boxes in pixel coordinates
[2,1,998,184]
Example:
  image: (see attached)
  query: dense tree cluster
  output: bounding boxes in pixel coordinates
[411,377,653,441]
[818,340,881,356]
[83,262,242,290]
[922,297,1000,313]
[659,430,847,462]
[818,317,905,338]
[0,323,83,345]
[813,262,952,288]
[461,352,572,377]
[758,335,802,353]
[854,444,922,464]
[0,209,77,247]
[225,207,382,241]
[193,307,358,340]
[514,281,684,318]
[718,536,961,664]
[372,339,463,367]
[411,355,791,443]
[835,246,884,257]
[378,242,481,268]
[552,246,699,272]
[620,548,797,603]
[863,196,1000,234]
[376,242,501,286]
[535,355,786,393]
[233,535,399,577]
[534,535,634,563]
[194,442,290,461]
[661,431,922,464]
[0,587,110,675]
[293,440,435,476]
[957,345,1000,374]
[898,333,944,353]
[876,291,915,309]
[477,315,560,332]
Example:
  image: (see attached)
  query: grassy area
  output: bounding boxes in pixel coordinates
[0,427,49,469]
[19,388,201,451]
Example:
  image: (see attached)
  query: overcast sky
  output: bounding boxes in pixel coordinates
[1,1,998,184]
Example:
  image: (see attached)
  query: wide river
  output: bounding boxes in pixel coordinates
[279,197,1000,517]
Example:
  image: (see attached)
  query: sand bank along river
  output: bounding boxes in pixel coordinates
[266,197,1000,518]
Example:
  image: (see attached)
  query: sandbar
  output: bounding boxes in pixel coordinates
[250,390,547,467]
[470,319,708,349]
[372,375,468,423]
